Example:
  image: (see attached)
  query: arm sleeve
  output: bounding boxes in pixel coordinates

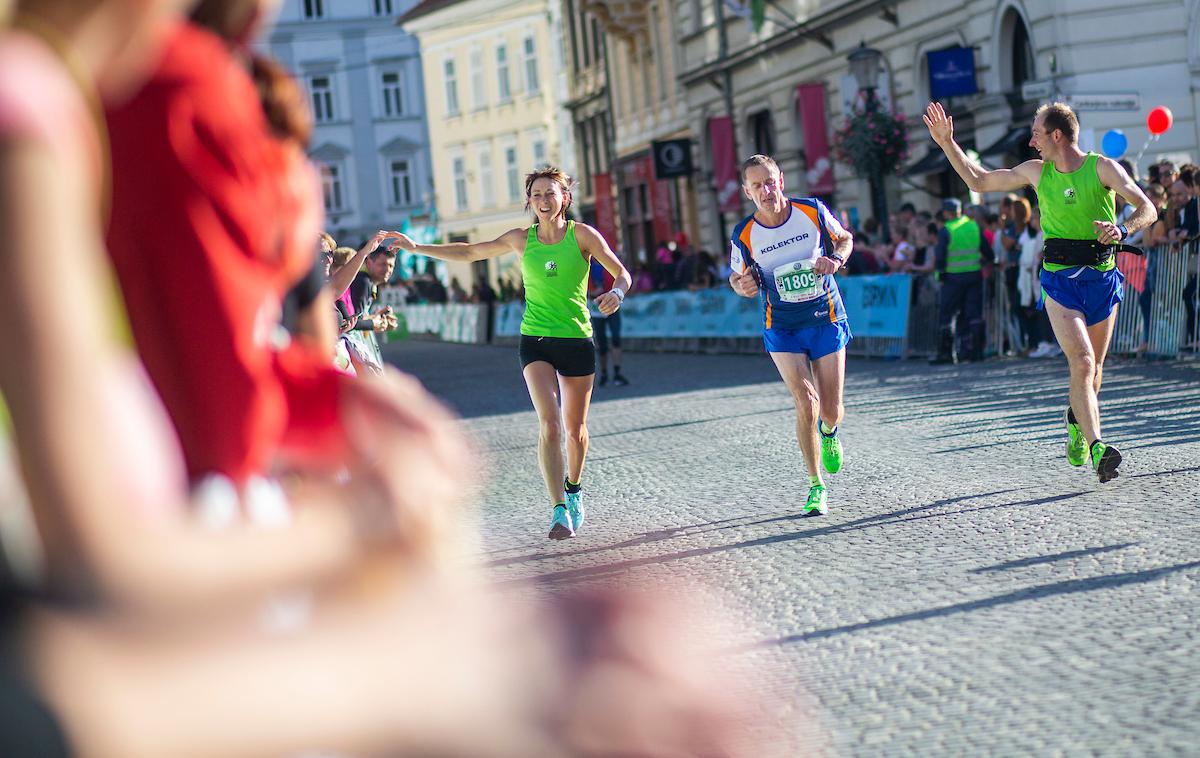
[817,200,850,241]
[349,274,376,330]
[729,240,745,275]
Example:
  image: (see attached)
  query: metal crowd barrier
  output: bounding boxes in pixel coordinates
[1111,239,1199,359]
[898,242,1200,361]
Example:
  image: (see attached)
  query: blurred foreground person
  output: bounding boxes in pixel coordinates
[105,2,417,500]
[0,3,772,757]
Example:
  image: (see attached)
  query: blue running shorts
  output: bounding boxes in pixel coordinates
[1039,265,1125,326]
[764,320,852,360]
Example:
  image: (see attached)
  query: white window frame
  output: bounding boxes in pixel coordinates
[469,47,486,110]
[531,134,547,168]
[303,0,325,19]
[443,58,459,116]
[452,154,468,211]
[309,75,334,122]
[523,35,540,94]
[388,158,413,207]
[476,143,495,208]
[496,44,512,103]
[380,70,404,118]
[502,140,520,203]
[321,162,345,212]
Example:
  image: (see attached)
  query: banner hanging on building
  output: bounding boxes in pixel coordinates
[797,83,834,196]
[708,116,742,214]
[592,172,618,251]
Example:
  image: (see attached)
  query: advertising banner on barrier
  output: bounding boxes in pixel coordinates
[496,277,910,340]
[399,304,488,343]
[837,274,911,338]
[496,302,524,337]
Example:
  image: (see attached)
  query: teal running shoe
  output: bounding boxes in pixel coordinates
[803,483,828,516]
[1065,407,1086,467]
[548,504,575,540]
[1091,441,1123,484]
[820,426,843,474]
[565,488,584,532]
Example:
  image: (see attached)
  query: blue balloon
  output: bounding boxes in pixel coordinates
[1101,129,1128,159]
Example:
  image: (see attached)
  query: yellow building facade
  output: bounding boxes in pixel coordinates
[400,0,575,292]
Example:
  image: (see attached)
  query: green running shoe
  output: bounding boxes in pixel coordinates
[564,488,584,531]
[548,504,575,540]
[1065,408,1086,467]
[820,426,843,474]
[1091,441,1123,484]
[803,483,828,516]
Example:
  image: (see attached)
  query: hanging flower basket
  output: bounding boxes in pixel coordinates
[831,103,910,178]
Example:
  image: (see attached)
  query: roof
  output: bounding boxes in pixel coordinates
[397,0,466,25]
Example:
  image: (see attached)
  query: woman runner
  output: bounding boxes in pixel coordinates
[388,167,631,539]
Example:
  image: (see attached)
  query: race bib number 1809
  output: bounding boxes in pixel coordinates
[772,259,822,302]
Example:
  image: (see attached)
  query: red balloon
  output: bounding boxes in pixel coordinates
[1147,106,1173,136]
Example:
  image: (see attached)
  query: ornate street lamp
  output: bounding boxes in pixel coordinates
[846,42,890,242]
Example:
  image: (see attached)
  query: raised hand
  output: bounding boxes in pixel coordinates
[923,102,954,147]
[340,368,471,560]
[360,230,388,255]
[385,232,417,252]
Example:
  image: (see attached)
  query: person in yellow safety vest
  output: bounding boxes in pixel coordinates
[931,197,990,364]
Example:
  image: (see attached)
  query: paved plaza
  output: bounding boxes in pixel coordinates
[388,340,1200,757]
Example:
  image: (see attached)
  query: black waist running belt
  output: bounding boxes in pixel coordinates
[1042,237,1144,266]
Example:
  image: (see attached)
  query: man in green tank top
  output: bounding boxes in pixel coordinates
[931,198,989,364]
[924,101,1155,483]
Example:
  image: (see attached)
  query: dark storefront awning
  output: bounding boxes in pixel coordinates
[904,149,950,176]
[979,126,1031,158]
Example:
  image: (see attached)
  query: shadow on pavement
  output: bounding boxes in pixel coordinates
[485,489,1017,570]
[764,559,1200,646]
[970,543,1137,573]
[507,490,1080,586]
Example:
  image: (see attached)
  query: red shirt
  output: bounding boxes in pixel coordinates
[106,24,344,484]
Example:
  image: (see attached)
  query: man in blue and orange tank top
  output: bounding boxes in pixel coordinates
[729,154,855,516]
[924,101,1156,482]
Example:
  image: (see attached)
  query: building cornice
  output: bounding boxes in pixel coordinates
[678,0,897,89]
[400,0,545,35]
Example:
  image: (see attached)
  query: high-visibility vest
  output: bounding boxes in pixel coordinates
[945,216,982,274]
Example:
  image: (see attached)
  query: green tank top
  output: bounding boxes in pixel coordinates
[520,220,592,338]
[1037,152,1116,272]
[944,216,982,273]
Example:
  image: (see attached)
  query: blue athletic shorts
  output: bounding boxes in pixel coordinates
[764,320,852,360]
[1039,265,1125,326]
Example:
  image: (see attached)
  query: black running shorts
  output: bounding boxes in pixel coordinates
[518,335,596,376]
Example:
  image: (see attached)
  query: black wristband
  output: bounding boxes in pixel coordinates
[1116,223,1129,241]
[824,253,845,265]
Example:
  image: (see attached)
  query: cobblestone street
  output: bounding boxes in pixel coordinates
[389,340,1200,756]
